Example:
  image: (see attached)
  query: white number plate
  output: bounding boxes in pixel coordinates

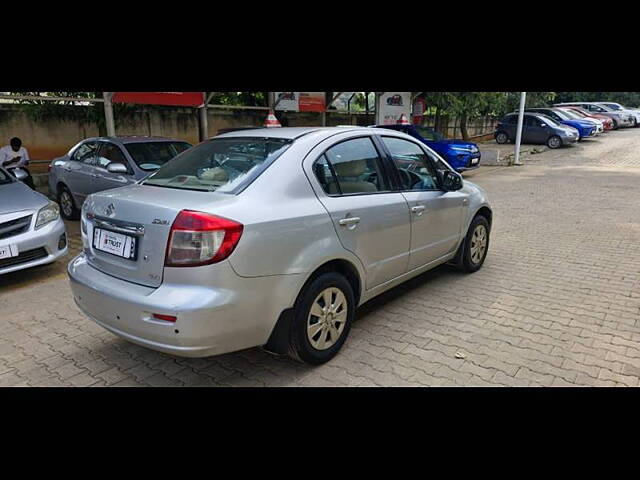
[471,158,479,164]
[93,228,136,260]
[0,244,17,259]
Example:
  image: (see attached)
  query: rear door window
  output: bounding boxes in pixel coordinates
[322,137,388,195]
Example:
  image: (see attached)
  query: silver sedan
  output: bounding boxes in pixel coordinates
[68,127,492,364]
[48,136,192,220]
[1,167,67,275]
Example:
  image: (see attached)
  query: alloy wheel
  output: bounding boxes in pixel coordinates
[60,191,73,217]
[470,224,488,265]
[307,287,348,350]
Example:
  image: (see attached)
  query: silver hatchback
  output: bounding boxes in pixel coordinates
[48,136,192,220]
[68,127,492,364]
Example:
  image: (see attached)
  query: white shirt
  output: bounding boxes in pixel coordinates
[0,145,29,169]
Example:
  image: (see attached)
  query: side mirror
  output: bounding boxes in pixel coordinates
[106,162,128,174]
[13,168,28,181]
[441,170,463,191]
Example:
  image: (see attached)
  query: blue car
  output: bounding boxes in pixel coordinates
[525,108,596,139]
[372,124,481,172]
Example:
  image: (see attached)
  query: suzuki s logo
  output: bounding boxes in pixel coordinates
[104,203,116,217]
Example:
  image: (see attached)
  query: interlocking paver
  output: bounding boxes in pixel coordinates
[2,129,640,386]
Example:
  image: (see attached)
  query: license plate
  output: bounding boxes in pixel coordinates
[93,228,137,260]
[0,244,17,259]
[471,158,479,164]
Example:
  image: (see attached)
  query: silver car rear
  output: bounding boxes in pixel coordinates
[69,127,492,364]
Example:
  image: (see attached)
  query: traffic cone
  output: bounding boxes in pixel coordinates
[397,113,410,125]
[263,109,282,128]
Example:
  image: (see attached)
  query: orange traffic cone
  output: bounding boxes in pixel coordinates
[264,109,282,128]
[397,113,410,125]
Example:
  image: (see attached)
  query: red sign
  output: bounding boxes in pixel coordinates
[112,92,205,107]
[298,92,326,112]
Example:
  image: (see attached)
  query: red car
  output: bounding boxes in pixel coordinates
[558,106,614,131]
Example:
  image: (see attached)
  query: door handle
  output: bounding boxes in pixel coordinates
[338,216,360,226]
[411,205,426,215]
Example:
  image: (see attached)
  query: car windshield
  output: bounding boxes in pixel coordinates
[415,126,444,141]
[124,141,192,171]
[0,169,13,185]
[567,108,587,118]
[603,103,622,110]
[539,116,560,127]
[549,109,570,121]
[142,137,292,193]
[559,109,582,120]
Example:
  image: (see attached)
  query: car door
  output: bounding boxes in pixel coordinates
[309,136,411,290]
[62,140,100,205]
[505,115,518,139]
[523,115,549,143]
[93,141,136,192]
[377,135,467,271]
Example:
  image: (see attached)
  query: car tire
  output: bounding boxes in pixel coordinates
[58,185,80,220]
[458,215,490,274]
[547,135,562,149]
[288,272,355,365]
[634,118,639,128]
[612,119,619,129]
[495,132,509,144]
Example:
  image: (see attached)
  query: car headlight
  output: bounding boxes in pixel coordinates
[35,201,60,229]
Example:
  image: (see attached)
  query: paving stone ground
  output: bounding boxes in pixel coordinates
[2,129,640,386]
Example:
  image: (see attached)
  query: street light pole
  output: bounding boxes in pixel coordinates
[103,92,116,137]
[513,91,526,166]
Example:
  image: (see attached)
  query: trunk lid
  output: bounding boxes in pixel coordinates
[83,184,239,288]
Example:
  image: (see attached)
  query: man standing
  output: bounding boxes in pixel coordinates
[0,137,35,189]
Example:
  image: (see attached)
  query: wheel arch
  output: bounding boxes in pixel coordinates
[262,257,363,355]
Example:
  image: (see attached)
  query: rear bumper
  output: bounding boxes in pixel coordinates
[67,254,301,358]
[0,218,67,275]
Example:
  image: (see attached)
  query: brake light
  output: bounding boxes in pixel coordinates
[165,210,243,267]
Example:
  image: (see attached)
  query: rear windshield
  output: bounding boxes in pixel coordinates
[142,137,292,193]
[415,126,444,141]
[0,168,13,185]
[124,141,192,171]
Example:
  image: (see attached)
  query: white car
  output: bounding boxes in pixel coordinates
[595,102,640,127]
[0,167,68,275]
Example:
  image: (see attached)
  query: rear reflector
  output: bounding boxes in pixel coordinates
[153,313,177,323]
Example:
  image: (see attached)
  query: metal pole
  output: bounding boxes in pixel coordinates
[103,92,116,137]
[513,92,527,166]
[198,105,208,142]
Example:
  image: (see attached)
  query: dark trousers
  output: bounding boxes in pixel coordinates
[7,167,36,190]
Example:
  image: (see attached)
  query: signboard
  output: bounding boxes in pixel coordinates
[412,97,427,125]
[274,92,326,112]
[112,92,205,107]
[376,92,412,125]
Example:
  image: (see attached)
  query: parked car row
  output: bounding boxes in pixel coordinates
[494,102,640,149]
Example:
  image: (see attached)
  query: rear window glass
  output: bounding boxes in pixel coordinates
[142,137,291,193]
[124,142,192,171]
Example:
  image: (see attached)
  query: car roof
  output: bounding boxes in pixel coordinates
[82,136,188,145]
[213,126,371,140]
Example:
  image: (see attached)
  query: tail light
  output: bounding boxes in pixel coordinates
[165,210,243,267]
[48,164,52,172]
